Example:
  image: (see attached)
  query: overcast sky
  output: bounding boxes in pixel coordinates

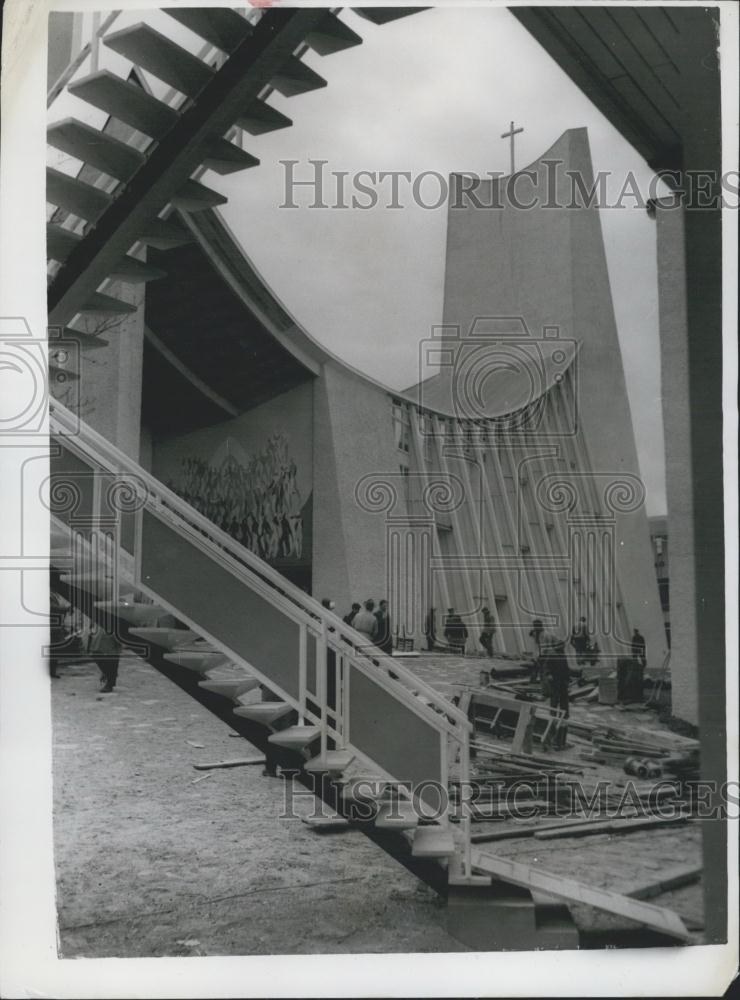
[51,6,669,514]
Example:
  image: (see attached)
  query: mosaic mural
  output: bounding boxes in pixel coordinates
[168,433,306,563]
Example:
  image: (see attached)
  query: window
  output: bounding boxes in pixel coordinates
[392,403,410,454]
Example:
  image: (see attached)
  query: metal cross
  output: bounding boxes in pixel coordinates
[501,120,524,175]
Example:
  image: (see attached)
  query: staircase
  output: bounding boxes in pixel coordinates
[50,398,476,893]
[46,7,420,331]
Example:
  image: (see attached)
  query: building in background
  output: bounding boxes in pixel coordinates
[48,114,667,666]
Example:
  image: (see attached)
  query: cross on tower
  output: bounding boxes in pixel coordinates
[501,120,524,175]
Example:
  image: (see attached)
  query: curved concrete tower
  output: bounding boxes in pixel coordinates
[440,128,666,664]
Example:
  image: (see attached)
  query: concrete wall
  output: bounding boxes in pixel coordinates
[57,277,146,462]
[653,198,697,723]
[441,128,667,668]
[312,363,405,617]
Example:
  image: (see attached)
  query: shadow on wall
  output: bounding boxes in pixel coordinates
[167,433,309,565]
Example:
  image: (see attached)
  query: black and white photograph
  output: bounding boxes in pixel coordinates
[0,1,737,996]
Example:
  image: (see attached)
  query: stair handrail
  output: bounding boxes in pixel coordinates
[49,399,470,732]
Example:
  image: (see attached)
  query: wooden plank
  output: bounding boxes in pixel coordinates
[192,756,265,770]
[620,865,702,901]
[471,848,692,942]
[301,813,351,831]
[534,813,689,841]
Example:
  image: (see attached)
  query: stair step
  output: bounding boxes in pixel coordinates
[50,547,72,566]
[69,71,179,139]
[234,687,263,706]
[236,99,292,135]
[46,167,113,223]
[354,8,425,25]
[198,676,260,700]
[374,799,419,831]
[270,56,327,97]
[234,701,294,725]
[163,650,228,673]
[47,119,145,181]
[59,572,115,596]
[78,292,137,316]
[304,750,354,774]
[170,179,228,212]
[94,600,165,626]
[302,812,350,831]
[105,23,214,98]
[411,825,457,859]
[56,329,109,351]
[164,8,253,54]
[267,724,319,749]
[108,255,166,284]
[337,777,388,803]
[128,626,198,649]
[204,138,259,175]
[137,216,195,249]
[47,224,83,263]
[305,13,363,55]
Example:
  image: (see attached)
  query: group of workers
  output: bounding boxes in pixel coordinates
[337,598,394,655]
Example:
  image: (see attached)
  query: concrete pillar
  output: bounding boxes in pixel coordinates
[65,278,145,462]
[652,198,697,724]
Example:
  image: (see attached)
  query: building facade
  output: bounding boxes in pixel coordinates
[50,122,666,668]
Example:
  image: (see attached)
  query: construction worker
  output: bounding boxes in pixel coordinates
[570,617,589,665]
[540,632,569,750]
[444,608,468,655]
[478,606,496,657]
[631,627,647,668]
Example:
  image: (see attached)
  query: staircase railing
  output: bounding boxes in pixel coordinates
[49,400,473,872]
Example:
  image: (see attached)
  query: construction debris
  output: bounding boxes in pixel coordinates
[471,849,692,942]
[192,756,266,770]
[620,865,702,901]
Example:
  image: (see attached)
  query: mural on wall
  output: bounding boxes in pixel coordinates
[167,433,307,564]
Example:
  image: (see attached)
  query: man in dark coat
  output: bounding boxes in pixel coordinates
[444,609,468,655]
[540,633,570,749]
[478,606,495,657]
[570,617,589,665]
[89,616,122,693]
[343,603,361,627]
[631,628,647,668]
[374,599,393,655]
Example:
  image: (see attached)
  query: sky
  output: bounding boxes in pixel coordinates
[49,6,669,513]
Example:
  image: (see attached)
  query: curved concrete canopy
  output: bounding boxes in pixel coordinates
[157,130,586,427]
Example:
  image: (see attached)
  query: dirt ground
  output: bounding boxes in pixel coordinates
[51,653,703,958]
[52,655,466,958]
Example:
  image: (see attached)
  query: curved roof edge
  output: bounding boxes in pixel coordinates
[179,129,586,421]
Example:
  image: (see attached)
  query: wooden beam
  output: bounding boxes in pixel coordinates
[621,865,702,901]
[471,848,692,941]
